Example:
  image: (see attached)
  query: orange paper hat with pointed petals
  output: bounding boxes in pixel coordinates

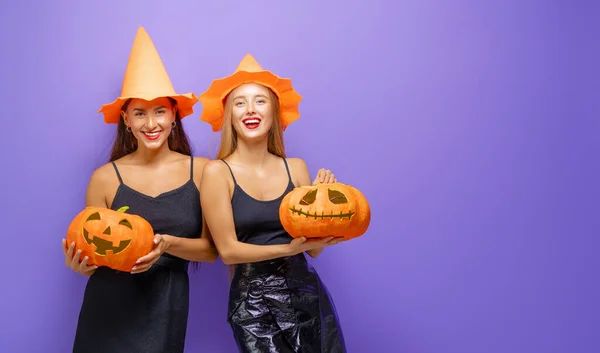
[199,54,302,132]
[99,27,198,124]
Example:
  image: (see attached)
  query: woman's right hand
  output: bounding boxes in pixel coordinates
[62,239,98,276]
[287,236,344,256]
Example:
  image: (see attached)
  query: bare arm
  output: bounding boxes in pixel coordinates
[163,216,218,262]
[85,166,111,208]
[63,166,113,276]
[163,157,218,263]
[200,161,327,265]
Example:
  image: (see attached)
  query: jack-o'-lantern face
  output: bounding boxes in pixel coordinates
[66,206,155,272]
[279,182,371,240]
[291,188,355,219]
[81,211,134,256]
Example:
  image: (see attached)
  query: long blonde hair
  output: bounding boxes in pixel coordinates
[216,86,286,160]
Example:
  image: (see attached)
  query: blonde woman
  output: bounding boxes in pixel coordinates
[199,54,347,352]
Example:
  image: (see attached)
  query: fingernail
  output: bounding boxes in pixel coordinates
[131,266,137,271]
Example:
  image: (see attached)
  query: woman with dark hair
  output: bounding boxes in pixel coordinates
[61,27,217,353]
[199,54,347,352]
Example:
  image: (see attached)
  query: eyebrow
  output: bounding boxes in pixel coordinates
[132,106,167,111]
[233,94,268,100]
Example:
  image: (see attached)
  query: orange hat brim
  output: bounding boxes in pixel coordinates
[199,70,302,132]
[98,93,199,124]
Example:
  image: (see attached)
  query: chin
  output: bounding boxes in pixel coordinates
[236,124,270,141]
[140,141,167,149]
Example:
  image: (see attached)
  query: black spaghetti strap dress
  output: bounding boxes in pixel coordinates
[72,156,202,353]
[222,158,347,353]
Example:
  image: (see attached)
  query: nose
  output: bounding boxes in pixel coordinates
[145,115,157,130]
[246,102,256,115]
[103,226,111,235]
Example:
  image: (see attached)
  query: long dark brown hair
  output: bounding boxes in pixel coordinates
[108,97,192,162]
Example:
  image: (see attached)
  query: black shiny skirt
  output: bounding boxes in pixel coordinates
[228,253,347,353]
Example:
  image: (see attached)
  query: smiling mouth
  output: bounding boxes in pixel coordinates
[288,206,355,220]
[142,131,162,140]
[242,117,261,130]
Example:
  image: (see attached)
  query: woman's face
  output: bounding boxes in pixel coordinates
[123,97,176,150]
[229,83,274,141]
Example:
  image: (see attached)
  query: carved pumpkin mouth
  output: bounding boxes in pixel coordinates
[81,211,133,256]
[82,228,132,255]
[288,206,355,220]
[287,187,355,220]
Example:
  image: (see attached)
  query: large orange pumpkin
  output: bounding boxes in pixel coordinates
[66,206,155,272]
[279,182,371,240]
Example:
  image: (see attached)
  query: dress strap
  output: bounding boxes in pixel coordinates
[190,156,194,179]
[111,161,123,184]
[221,160,238,185]
[282,158,292,184]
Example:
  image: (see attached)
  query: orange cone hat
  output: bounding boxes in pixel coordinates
[99,27,198,124]
[199,54,302,132]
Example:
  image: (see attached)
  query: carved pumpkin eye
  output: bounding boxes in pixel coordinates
[86,212,101,221]
[119,219,133,230]
[299,189,318,205]
[328,189,348,204]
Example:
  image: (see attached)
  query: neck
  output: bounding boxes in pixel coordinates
[131,142,173,165]
[232,136,270,167]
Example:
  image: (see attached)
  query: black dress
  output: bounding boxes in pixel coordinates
[222,158,347,353]
[72,156,202,353]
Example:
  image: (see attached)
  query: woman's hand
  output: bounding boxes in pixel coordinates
[287,236,344,256]
[62,239,98,276]
[313,168,337,185]
[131,234,171,274]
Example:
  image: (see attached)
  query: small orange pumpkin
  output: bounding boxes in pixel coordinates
[66,206,155,272]
[279,182,371,240]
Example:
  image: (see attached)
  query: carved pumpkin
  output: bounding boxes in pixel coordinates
[66,206,154,272]
[279,182,371,240]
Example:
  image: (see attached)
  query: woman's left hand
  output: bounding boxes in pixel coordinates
[131,234,170,274]
[313,168,337,185]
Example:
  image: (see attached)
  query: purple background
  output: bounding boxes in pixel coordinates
[1,1,598,352]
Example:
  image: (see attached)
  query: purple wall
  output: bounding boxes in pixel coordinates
[1,1,598,352]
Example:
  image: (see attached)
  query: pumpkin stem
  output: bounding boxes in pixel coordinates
[116,206,130,213]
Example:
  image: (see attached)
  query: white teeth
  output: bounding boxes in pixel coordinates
[244,119,260,125]
[144,131,160,136]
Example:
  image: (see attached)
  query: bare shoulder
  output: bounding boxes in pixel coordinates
[193,156,210,166]
[200,159,235,197]
[286,157,308,170]
[285,157,311,186]
[89,162,119,187]
[86,162,120,207]
[202,159,229,179]
[192,156,210,184]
